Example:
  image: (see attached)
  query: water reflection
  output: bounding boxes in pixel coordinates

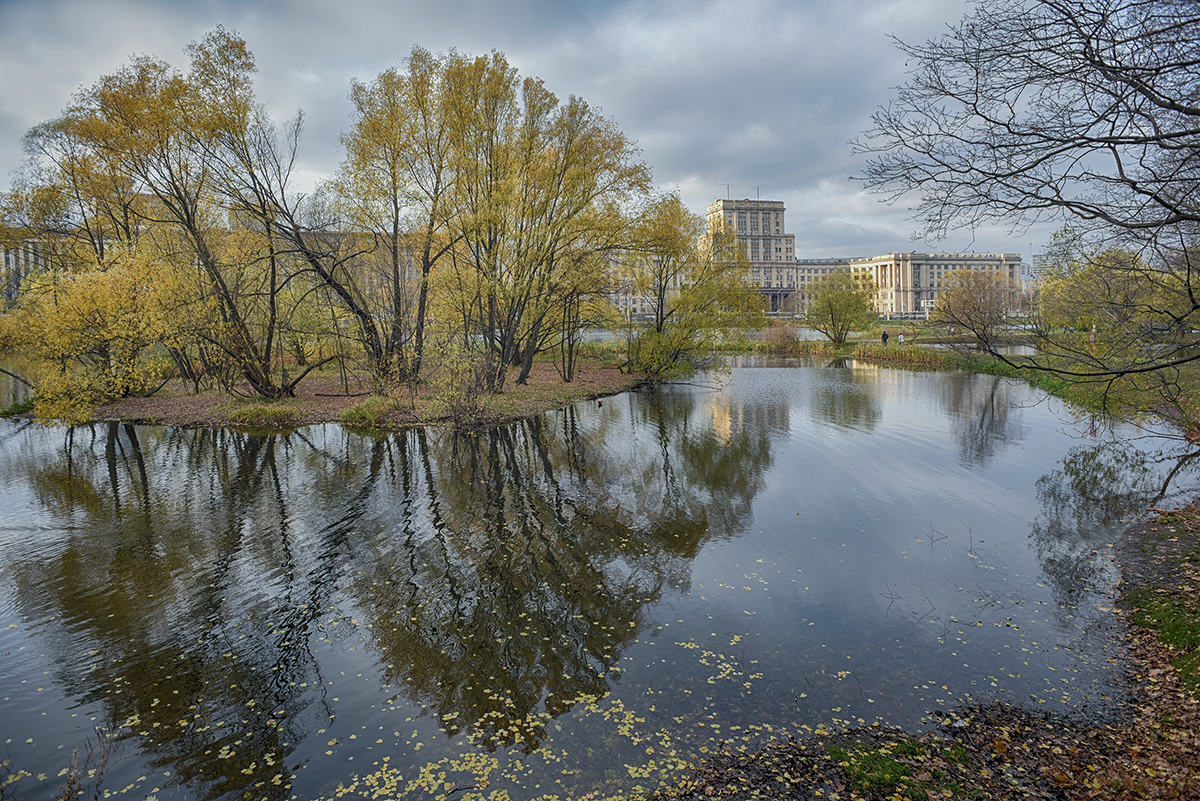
[0,393,771,799]
[938,372,1028,467]
[808,369,882,432]
[1031,441,1199,607]
[3,364,1200,801]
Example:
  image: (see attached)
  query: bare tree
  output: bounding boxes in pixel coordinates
[856,0,1200,242]
[933,270,1026,352]
[855,0,1200,428]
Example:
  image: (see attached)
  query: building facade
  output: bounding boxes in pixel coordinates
[706,199,797,311]
[613,197,1025,319]
[1,241,49,309]
[849,252,1023,316]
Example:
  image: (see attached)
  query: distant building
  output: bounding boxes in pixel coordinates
[705,199,797,311]
[1030,253,1049,280]
[849,252,1023,317]
[1,241,49,308]
[702,196,1024,317]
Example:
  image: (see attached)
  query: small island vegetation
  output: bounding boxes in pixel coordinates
[0,32,763,428]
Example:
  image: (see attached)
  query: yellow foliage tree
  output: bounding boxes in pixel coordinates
[0,246,207,423]
[621,193,765,376]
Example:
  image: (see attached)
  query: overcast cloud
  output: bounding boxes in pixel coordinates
[0,0,1049,259]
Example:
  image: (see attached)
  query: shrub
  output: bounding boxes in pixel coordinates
[340,395,397,428]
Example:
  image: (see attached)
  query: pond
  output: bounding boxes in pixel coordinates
[1,359,1196,800]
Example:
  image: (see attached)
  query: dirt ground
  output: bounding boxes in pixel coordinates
[91,362,645,428]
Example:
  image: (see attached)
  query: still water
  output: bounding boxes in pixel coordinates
[1,360,1196,800]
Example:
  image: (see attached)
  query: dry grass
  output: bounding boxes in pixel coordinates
[92,361,646,429]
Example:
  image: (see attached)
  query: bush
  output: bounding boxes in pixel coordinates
[431,346,494,426]
[340,395,397,428]
[0,395,35,418]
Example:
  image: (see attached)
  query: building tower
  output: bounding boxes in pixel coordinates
[706,199,797,312]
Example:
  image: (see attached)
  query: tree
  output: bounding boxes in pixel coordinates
[623,193,765,376]
[334,47,461,384]
[32,28,401,397]
[51,30,336,399]
[855,0,1200,429]
[441,52,651,391]
[801,270,876,346]
[0,244,205,422]
[856,0,1200,243]
[1029,234,1198,419]
[932,270,1025,352]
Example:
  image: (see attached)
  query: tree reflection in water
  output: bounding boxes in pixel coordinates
[1031,440,1200,608]
[937,372,1027,468]
[0,389,772,799]
[807,368,881,432]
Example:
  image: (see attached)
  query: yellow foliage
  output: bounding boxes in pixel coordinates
[1,246,207,422]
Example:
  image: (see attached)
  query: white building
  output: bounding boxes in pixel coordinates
[2,241,49,308]
[849,252,1023,316]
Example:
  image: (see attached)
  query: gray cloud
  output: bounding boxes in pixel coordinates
[0,0,1049,258]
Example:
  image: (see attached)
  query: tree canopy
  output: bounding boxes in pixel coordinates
[620,194,765,377]
[801,270,876,346]
[932,270,1026,353]
[856,0,1200,430]
[1,32,763,420]
[856,0,1200,244]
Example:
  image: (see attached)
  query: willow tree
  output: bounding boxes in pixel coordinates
[43,29,331,398]
[334,46,461,383]
[800,269,876,347]
[623,193,765,376]
[8,114,145,270]
[0,245,206,422]
[443,52,651,391]
[24,28,410,398]
[931,270,1025,352]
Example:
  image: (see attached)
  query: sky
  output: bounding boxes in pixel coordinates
[0,0,1051,260]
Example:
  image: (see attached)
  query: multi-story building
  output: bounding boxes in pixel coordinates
[706,199,797,311]
[849,252,1023,316]
[613,197,1024,319]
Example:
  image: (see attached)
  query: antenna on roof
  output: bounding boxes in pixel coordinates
[719,184,734,199]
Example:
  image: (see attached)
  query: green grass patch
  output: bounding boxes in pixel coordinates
[339,395,397,428]
[829,743,913,794]
[826,738,987,801]
[1129,588,1200,697]
[0,395,35,417]
[225,401,301,428]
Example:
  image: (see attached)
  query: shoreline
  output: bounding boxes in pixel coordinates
[643,509,1200,800]
[68,362,651,431]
